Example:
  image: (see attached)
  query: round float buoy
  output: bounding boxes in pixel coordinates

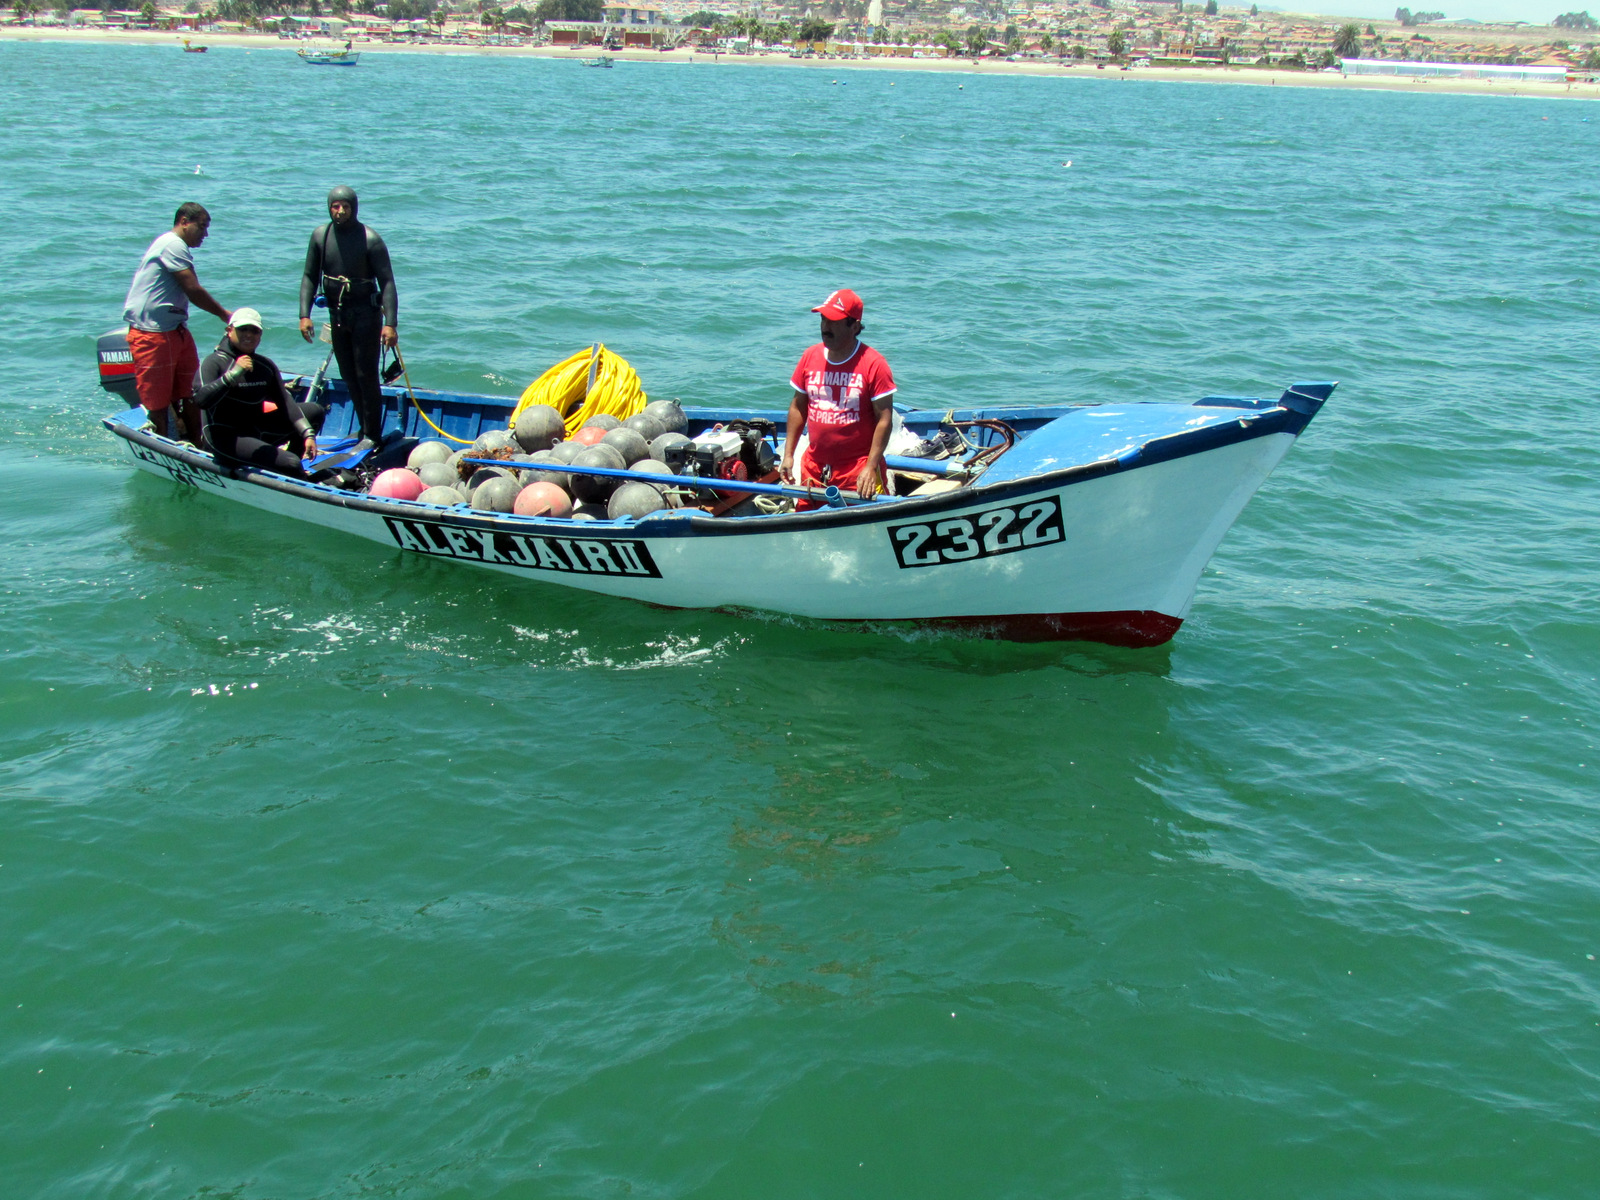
[468,465,510,491]
[370,469,425,500]
[407,440,453,470]
[522,450,570,489]
[514,481,573,517]
[602,427,651,465]
[472,475,520,512]
[548,440,581,464]
[583,413,622,431]
[623,411,664,442]
[570,445,624,503]
[474,429,516,455]
[514,404,565,452]
[418,485,466,506]
[644,399,688,435]
[417,461,457,489]
[649,431,691,462]
[572,426,608,448]
[608,481,668,520]
[630,458,672,478]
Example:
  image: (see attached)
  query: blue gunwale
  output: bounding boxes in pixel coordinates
[104,380,1333,539]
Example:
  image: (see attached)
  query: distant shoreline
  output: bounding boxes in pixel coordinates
[5,27,1599,101]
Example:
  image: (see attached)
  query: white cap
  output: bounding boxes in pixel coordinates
[229,307,264,330]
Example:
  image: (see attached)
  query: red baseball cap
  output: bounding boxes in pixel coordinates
[811,288,864,322]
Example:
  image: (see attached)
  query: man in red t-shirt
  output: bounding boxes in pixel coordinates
[782,288,897,499]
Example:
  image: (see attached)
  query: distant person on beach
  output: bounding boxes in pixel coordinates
[781,288,897,499]
[195,308,323,479]
[121,202,232,443]
[298,185,398,452]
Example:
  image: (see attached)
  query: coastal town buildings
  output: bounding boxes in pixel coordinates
[8,2,1597,74]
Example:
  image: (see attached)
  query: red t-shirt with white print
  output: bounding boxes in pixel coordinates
[788,342,897,472]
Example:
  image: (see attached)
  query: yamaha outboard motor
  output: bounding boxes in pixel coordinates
[97,329,140,406]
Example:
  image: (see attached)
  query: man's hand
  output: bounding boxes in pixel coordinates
[779,454,795,485]
[223,356,253,384]
[299,317,314,343]
[856,454,886,499]
[380,325,398,350]
[303,433,319,461]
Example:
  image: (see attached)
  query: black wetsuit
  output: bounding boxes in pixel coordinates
[195,338,325,477]
[298,215,397,444]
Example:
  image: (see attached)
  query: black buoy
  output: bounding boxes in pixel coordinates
[570,445,625,504]
[644,399,688,436]
[468,465,511,491]
[417,461,457,489]
[649,431,691,463]
[407,440,453,470]
[601,427,651,466]
[514,404,565,452]
[583,413,623,431]
[623,412,664,442]
[472,475,520,512]
[418,485,466,506]
[608,481,669,520]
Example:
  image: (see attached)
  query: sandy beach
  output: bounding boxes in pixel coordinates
[4,25,1598,101]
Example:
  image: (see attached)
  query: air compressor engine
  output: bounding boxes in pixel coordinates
[663,420,778,488]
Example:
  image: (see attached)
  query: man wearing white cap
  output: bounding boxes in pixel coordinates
[193,309,324,479]
[781,287,897,500]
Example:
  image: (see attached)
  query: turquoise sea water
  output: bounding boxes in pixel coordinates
[3,40,1599,1197]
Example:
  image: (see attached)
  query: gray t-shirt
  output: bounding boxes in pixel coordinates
[122,231,195,332]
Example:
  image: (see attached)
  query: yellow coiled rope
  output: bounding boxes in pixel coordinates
[510,344,647,438]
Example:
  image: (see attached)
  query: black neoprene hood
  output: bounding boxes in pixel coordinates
[327,185,358,220]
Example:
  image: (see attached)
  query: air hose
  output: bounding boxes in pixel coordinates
[510,344,648,437]
[390,344,648,445]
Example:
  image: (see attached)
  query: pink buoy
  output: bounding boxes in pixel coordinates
[572,426,608,447]
[369,468,426,500]
[514,481,573,518]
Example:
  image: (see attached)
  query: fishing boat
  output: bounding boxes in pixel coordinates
[297,44,360,65]
[582,55,615,67]
[182,38,208,52]
[96,336,1332,646]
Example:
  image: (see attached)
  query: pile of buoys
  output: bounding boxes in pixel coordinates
[385,398,690,522]
[509,345,649,438]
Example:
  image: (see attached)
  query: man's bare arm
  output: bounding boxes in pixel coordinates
[172,267,230,324]
[780,392,808,483]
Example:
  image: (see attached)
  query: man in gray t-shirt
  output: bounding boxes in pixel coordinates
[121,202,232,442]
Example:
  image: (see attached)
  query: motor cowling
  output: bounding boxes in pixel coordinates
[662,423,777,481]
[97,328,140,406]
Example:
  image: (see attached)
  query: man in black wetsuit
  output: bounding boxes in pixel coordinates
[298,185,398,451]
[196,308,324,479]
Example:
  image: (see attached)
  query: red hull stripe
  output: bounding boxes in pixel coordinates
[911,609,1183,647]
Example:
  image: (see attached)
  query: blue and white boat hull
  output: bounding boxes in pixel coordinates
[105,381,1331,646]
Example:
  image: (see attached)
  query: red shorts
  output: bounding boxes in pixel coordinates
[127,326,199,413]
[796,449,873,510]
[800,448,872,491]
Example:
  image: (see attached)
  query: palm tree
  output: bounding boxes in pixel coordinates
[1107,28,1125,56]
[1333,22,1361,57]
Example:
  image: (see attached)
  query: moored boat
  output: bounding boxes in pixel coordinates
[97,340,1331,646]
[298,44,360,65]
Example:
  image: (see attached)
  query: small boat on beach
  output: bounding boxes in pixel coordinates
[297,44,360,65]
[96,335,1331,646]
